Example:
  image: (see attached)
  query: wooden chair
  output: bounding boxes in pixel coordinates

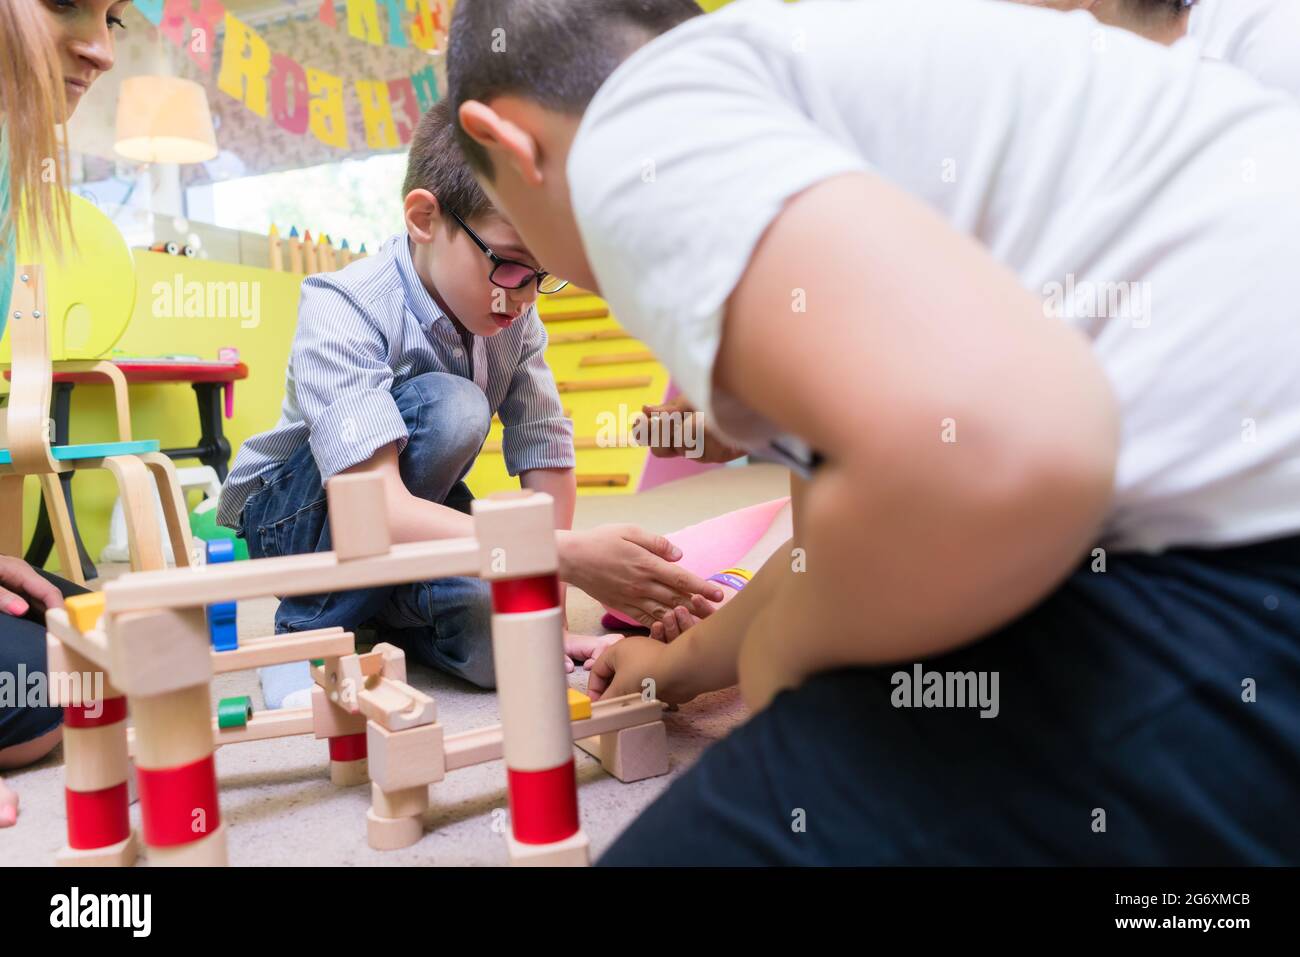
[0,266,193,582]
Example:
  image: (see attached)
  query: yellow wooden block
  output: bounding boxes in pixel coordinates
[64,592,106,634]
[568,687,592,721]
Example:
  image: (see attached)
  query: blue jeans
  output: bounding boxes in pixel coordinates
[239,373,496,697]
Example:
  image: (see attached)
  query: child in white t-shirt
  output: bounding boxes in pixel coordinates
[448,0,1300,865]
[1016,0,1300,97]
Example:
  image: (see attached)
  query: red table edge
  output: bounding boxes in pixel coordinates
[4,361,249,385]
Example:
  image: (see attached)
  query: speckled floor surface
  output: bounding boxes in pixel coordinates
[2,464,789,866]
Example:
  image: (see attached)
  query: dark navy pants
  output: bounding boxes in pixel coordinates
[0,568,88,750]
[600,535,1300,865]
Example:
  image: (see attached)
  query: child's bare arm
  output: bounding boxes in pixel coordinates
[714,172,1120,708]
[341,442,476,540]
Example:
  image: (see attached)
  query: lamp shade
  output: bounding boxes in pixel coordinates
[114,75,218,164]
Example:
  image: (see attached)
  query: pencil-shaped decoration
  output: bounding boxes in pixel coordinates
[338,238,352,267]
[303,229,319,275]
[268,224,284,272]
[319,233,336,272]
[355,242,368,261]
[287,226,304,274]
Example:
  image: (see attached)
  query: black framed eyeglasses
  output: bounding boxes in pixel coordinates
[448,209,569,294]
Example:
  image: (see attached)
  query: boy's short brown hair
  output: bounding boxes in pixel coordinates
[402,100,494,227]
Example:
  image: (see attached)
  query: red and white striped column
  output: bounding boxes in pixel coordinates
[132,684,228,865]
[53,638,137,866]
[474,492,589,866]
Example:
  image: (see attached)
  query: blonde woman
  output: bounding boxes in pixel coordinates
[1,0,129,827]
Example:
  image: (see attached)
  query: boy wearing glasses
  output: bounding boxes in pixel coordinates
[218,101,722,708]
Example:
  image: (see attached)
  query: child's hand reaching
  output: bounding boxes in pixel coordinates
[588,635,697,704]
[649,583,742,642]
[563,630,626,674]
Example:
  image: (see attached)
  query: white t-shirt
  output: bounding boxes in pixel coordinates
[1187,0,1300,97]
[568,0,1300,553]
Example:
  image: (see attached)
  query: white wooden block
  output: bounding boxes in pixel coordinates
[371,783,429,819]
[492,608,572,771]
[144,822,228,866]
[472,491,558,580]
[366,721,445,791]
[330,757,370,787]
[366,807,423,850]
[57,831,139,868]
[326,472,392,560]
[63,723,131,792]
[507,828,589,867]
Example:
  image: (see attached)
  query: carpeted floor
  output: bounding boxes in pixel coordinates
[3,463,789,866]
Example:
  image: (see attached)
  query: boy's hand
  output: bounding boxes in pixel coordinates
[563,630,625,672]
[587,635,697,704]
[558,526,724,628]
[0,556,64,619]
[637,397,747,464]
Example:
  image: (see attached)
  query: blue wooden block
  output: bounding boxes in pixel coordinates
[206,538,236,564]
[208,601,237,651]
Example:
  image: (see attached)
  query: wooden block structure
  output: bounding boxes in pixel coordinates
[47,472,669,867]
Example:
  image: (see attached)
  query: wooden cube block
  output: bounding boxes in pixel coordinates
[326,473,391,560]
[64,592,106,634]
[366,721,445,791]
[472,491,557,580]
[568,687,592,721]
[599,721,669,783]
[107,608,212,697]
[311,685,367,739]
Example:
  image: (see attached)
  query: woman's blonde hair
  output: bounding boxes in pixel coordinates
[1,0,70,251]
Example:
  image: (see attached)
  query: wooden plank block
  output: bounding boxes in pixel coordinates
[577,474,630,488]
[547,329,631,345]
[578,351,656,367]
[103,537,480,613]
[555,376,652,393]
[212,627,354,673]
[442,693,662,771]
[570,695,664,740]
[541,307,609,322]
[326,473,391,560]
[212,707,315,747]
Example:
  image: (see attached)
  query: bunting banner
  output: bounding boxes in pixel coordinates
[132,0,449,152]
[322,0,452,53]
